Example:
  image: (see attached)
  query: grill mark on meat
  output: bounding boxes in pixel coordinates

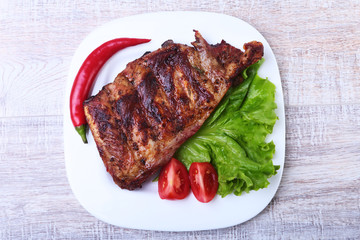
[147,47,176,94]
[92,106,110,121]
[147,45,215,132]
[146,47,188,133]
[132,142,139,151]
[115,119,128,144]
[115,93,138,128]
[89,107,112,140]
[179,94,190,105]
[114,80,160,149]
[114,73,158,147]
[137,71,162,123]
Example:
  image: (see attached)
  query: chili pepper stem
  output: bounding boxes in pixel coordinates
[75,125,88,143]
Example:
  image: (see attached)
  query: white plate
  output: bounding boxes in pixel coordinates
[64,11,285,231]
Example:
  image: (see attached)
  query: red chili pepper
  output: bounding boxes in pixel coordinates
[70,37,151,143]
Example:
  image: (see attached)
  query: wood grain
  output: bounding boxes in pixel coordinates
[1,0,360,239]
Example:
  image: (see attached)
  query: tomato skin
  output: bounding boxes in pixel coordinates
[189,162,218,203]
[158,158,190,200]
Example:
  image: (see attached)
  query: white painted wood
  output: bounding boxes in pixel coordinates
[0,0,359,239]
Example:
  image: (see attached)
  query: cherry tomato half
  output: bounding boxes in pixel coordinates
[189,162,218,203]
[158,158,190,200]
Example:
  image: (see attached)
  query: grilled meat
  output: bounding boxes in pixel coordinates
[84,31,263,190]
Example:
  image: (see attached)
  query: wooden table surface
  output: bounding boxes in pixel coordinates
[1,1,359,239]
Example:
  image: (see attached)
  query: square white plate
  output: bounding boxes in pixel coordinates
[64,11,285,231]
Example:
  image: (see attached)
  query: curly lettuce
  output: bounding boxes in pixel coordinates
[175,59,279,197]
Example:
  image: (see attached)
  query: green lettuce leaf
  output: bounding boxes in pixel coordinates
[175,58,279,197]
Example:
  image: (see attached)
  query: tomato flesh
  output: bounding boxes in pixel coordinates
[189,162,218,203]
[158,158,190,200]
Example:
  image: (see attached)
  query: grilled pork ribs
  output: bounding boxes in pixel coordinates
[84,31,263,190]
